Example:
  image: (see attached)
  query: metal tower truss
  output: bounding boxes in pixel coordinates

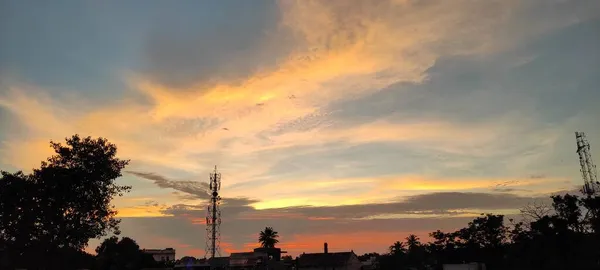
[205,166,222,259]
[576,132,599,196]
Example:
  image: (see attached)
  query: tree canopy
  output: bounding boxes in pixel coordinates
[0,135,130,269]
[95,236,158,270]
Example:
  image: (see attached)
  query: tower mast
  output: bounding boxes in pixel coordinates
[576,132,598,196]
[205,166,222,258]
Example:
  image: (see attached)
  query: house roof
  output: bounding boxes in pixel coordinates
[142,249,175,254]
[230,252,265,267]
[297,252,355,267]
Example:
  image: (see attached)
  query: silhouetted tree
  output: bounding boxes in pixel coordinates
[506,194,600,270]
[458,214,508,269]
[178,256,199,265]
[427,230,459,266]
[519,199,552,226]
[388,241,406,255]
[0,135,130,269]
[379,241,407,269]
[95,236,157,270]
[0,171,37,262]
[405,235,421,250]
[405,234,426,269]
[258,227,280,248]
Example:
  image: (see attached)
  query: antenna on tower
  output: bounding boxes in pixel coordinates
[576,132,598,196]
[205,165,222,259]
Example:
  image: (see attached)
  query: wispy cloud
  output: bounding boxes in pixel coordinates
[162,191,546,223]
[126,171,211,200]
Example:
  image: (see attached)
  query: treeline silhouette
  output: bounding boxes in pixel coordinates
[370,192,600,270]
[2,135,600,270]
[360,194,600,270]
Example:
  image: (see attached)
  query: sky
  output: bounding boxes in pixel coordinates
[1,0,600,259]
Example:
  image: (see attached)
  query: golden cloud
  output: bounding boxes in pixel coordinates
[378,175,554,191]
[0,0,574,204]
[116,205,172,218]
[243,174,568,210]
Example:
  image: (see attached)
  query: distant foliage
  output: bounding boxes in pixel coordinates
[0,135,130,269]
[380,194,600,270]
[178,255,199,265]
[95,236,159,270]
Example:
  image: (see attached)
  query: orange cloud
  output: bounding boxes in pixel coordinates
[250,194,373,210]
[378,175,552,191]
[370,175,571,201]
[116,205,172,218]
[237,211,306,220]
[221,241,248,255]
[246,174,569,209]
[190,218,206,225]
[307,217,335,221]
[218,237,267,255]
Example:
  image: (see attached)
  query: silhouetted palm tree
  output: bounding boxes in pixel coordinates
[389,241,406,255]
[405,234,421,251]
[259,227,279,248]
[405,234,424,268]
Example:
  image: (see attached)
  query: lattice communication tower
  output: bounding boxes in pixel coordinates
[576,132,598,196]
[205,166,222,258]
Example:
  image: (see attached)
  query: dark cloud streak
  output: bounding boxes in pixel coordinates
[127,171,211,199]
[260,192,543,220]
[160,192,545,221]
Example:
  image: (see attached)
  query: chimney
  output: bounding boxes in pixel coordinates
[324,242,328,254]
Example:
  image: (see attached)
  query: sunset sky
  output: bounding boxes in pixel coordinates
[1,0,600,258]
